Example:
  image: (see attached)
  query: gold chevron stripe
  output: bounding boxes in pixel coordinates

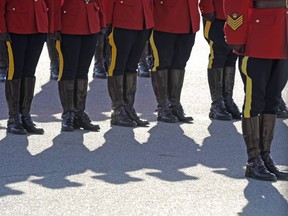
[227,15,243,31]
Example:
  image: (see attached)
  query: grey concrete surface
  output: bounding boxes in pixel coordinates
[0,32,287,216]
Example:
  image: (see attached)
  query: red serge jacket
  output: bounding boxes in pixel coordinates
[153,0,200,34]
[61,0,105,35]
[0,0,61,34]
[104,0,154,30]
[224,0,288,59]
[199,0,225,20]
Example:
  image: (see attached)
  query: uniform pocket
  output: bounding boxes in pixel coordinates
[115,0,135,6]
[249,10,275,26]
[154,0,176,7]
[6,4,27,13]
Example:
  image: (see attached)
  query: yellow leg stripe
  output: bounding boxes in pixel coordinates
[56,40,64,81]
[204,21,211,39]
[241,56,252,118]
[6,41,14,80]
[108,28,117,77]
[150,31,159,72]
[208,41,214,69]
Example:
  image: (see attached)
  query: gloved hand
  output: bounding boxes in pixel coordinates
[202,12,216,22]
[100,27,107,35]
[228,44,245,54]
[48,31,62,41]
[0,33,11,42]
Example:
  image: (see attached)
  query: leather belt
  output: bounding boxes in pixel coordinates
[253,0,287,8]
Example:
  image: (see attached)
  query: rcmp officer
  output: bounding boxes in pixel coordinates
[0,0,61,135]
[104,0,154,127]
[57,0,105,132]
[224,0,288,181]
[150,0,200,123]
[199,0,241,121]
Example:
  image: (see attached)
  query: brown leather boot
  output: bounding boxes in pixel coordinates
[208,68,232,120]
[151,70,177,123]
[5,79,27,134]
[108,75,136,127]
[124,73,149,126]
[73,79,100,131]
[168,69,193,123]
[58,80,75,132]
[259,114,288,180]
[20,77,44,134]
[223,67,241,119]
[242,116,277,181]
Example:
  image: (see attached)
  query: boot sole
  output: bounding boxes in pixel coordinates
[245,173,277,182]
[209,112,232,121]
[157,117,178,123]
[7,128,27,135]
[111,120,136,127]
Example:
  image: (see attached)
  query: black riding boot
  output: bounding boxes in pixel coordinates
[242,116,277,181]
[169,69,193,123]
[93,33,107,79]
[259,114,288,180]
[208,68,232,120]
[73,79,100,131]
[151,70,178,123]
[124,73,149,126]
[137,43,151,78]
[223,67,241,119]
[276,97,288,118]
[20,77,44,134]
[58,80,75,131]
[108,75,136,127]
[5,79,27,134]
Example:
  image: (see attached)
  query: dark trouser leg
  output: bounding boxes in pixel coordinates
[93,33,107,79]
[46,34,59,80]
[73,79,100,131]
[124,73,149,126]
[208,68,232,120]
[58,80,75,131]
[151,70,178,123]
[137,43,151,78]
[223,67,241,119]
[20,77,44,134]
[169,69,193,122]
[108,75,136,127]
[276,97,288,118]
[5,79,27,134]
[259,114,288,180]
[242,116,277,181]
[0,41,8,81]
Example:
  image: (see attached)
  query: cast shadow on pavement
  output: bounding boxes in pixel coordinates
[0,134,30,196]
[200,119,245,179]
[238,179,288,216]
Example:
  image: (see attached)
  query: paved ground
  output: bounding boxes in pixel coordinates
[0,32,287,216]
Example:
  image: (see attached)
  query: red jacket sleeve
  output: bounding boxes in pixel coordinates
[223,0,250,45]
[0,0,7,33]
[199,0,215,15]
